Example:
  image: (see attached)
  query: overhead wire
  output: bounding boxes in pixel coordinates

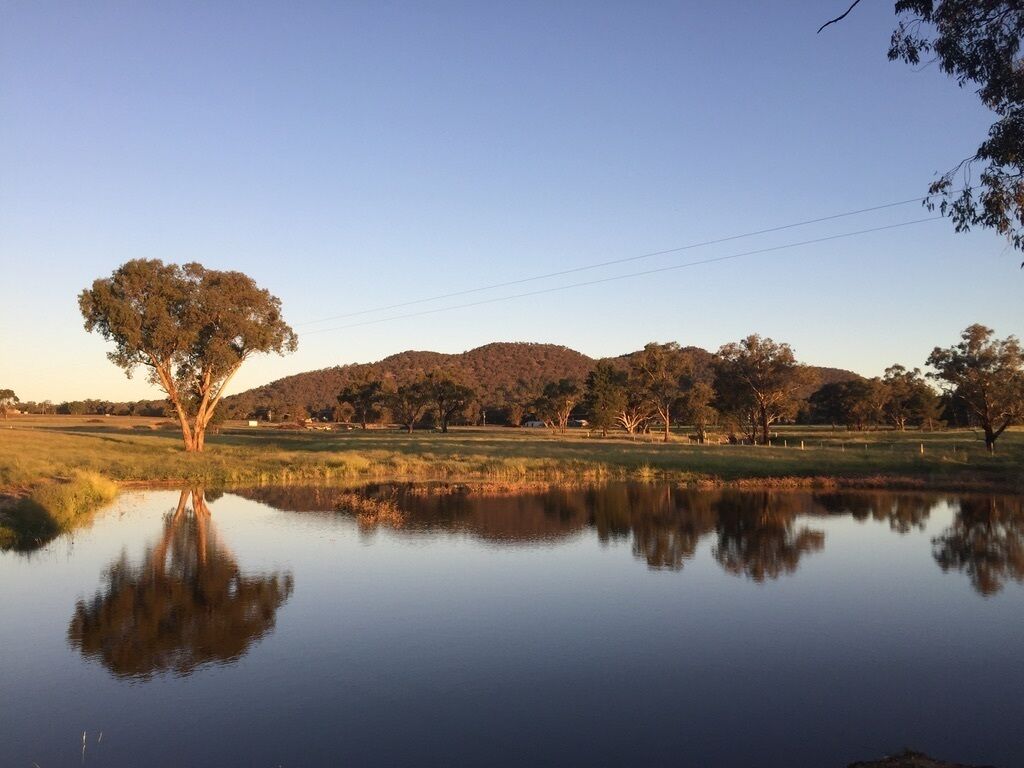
[304,215,943,335]
[297,193,944,327]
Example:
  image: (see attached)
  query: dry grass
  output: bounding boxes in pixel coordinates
[335,491,407,529]
[2,415,1022,489]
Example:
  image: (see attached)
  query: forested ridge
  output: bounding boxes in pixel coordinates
[220,341,858,422]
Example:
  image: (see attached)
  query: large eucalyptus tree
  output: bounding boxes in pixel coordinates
[80,260,297,451]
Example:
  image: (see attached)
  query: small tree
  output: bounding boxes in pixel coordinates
[584,362,627,437]
[337,371,385,429]
[927,324,1024,453]
[634,342,689,443]
[848,378,888,431]
[80,260,297,452]
[426,370,474,433]
[680,381,717,443]
[0,389,19,419]
[535,378,582,434]
[387,378,432,433]
[617,369,655,437]
[883,365,939,431]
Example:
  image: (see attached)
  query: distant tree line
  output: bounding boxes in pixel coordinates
[14,398,176,418]
[24,323,1023,454]
[252,325,1024,453]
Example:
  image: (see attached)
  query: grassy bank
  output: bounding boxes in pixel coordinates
[0,470,117,549]
[2,417,1021,548]
[3,414,1022,491]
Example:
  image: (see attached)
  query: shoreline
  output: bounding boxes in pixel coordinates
[4,469,1020,553]
[3,419,1022,549]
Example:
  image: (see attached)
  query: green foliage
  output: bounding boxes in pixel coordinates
[386,377,433,432]
[927,324,1024,450]
[425,369,475,433]
[882,364,941,430]
[337,368,386,428]
[715,335,817,445]
[889,1,1024,252]
[633,342,691,442]
[220,341,856,428]
[533,378,583,433]
[79,260,297,451]
[823,1,1024,252]
[680,380,718,443]
[584,362,629,436]
[809,378,888,431]
[224,342,594,421]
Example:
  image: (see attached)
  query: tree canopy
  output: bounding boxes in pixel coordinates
[337,369,387,429]
[534,378,583,433]
[927,323,1024,451]
[822,1,1024,255]
[386,377,432,433]
[79,260,297,451]
[715,335,816,445]
[633,342,691,443]
[425,369,474,433]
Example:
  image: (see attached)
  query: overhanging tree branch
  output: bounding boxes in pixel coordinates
[817,0,863,34]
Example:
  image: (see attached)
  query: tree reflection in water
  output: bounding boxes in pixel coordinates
[586,484,718,571]
[233,483,1024,595]
[712,492,825,581]
[67,489,294,679]
[933,496,1024,596]
[814,492,936,534]
[330,484,828,578]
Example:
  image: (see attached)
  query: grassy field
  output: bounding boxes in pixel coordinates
[2,414,1022,547]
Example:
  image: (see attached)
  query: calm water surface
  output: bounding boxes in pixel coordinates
[2,484,1023,767]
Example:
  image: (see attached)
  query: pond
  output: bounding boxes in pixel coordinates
[1,484,1022,767]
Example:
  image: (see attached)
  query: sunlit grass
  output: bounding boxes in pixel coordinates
[0,470,117,549]
[2,417,1021,490]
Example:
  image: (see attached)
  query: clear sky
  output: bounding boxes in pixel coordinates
[2,0,1021,403]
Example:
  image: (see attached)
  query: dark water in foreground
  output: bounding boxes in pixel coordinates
[1,484,1023,767]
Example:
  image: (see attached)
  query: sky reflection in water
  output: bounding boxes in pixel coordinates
[1,484,1022,767]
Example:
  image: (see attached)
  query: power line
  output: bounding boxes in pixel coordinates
[297,193,939,327]
[305,216,942,336]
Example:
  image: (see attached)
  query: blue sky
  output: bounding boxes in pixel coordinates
[2,1,1021,402]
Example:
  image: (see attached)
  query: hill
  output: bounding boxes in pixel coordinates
[222,341,860,421]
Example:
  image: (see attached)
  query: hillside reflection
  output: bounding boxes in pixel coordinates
[68,489,294,679]
[235,484,1024,595]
